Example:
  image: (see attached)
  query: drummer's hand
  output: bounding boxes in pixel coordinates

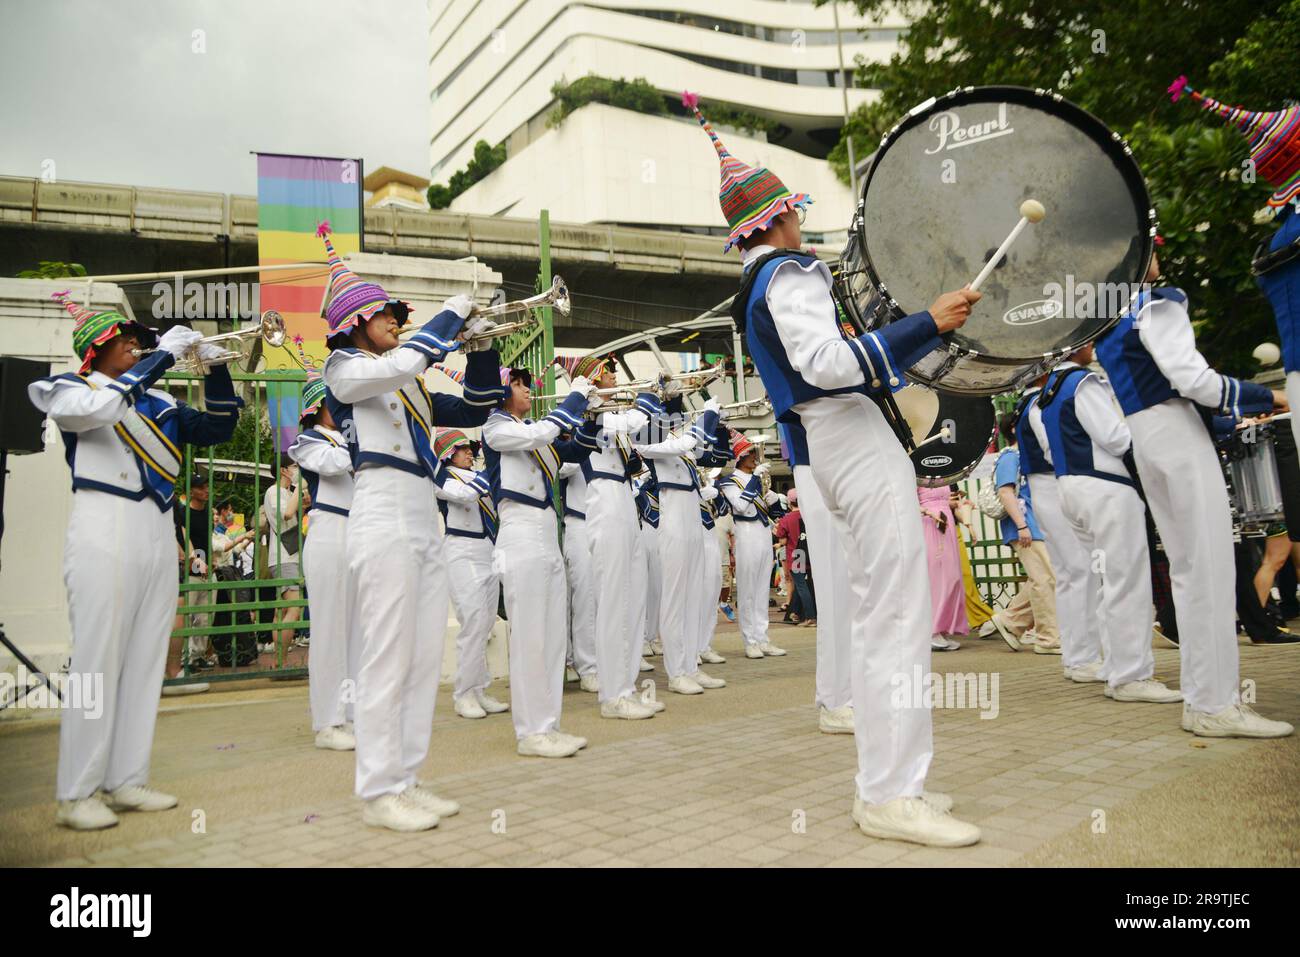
[929,288,982,333]
[1272,390,1290,413]
[1016,527,1033,549]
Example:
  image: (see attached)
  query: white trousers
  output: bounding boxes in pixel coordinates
[446,534,500,700]
[584,480,646,701]
[1057,475,1153,687]
[1288,371,1300,452]
[657,487,705,679]
[795,465,853,711]
[642,524,661,652]
[302,510,359,730]
[798,394,933,805]
[695,521,723,658]
[57,492,175,801]
[348,468,448,800]
[733,518,773,648]
[496,501,568,736]
[564,516,597,677]
[1128,400,1239,712]
[1026,474,1104,670]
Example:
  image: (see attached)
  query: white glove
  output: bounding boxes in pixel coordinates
[754,462,771,478]
[462,315,495,352]
[443,294,475,320]
[569,375,595,399]
[157,326,203,361]
[702,397,722,417]
[196,340,228,363]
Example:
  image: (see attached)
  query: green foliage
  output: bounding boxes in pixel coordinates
[826,0,1297,372]
[18,260,87,279]
[694,102,780,139]
[205,407,277,518]
[549,75,668,127]
[426,139,507,210]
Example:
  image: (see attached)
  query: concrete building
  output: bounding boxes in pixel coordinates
[427,0,904,239]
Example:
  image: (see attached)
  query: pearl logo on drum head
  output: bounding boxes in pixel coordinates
[1002,299,1063,326]
[925,103,1014,154]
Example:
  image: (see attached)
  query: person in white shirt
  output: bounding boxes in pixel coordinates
[719,432,784,660]
[262,464,304,652]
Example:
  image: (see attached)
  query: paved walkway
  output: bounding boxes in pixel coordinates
[2,618,1297,867]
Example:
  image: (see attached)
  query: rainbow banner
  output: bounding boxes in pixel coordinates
[255,152,362,448]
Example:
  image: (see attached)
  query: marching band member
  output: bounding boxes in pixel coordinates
[31,291,242,830]
[287,360,357,751]
[432,427,509,720]
[580,363,660,718]
[317,223,499,831]
[557,456,600,688]
[1020,373,1107,680]
[781,420,854,733]
[694,424,734,668]
[1094,252,1293,737]
[685,92,982,845]
[634,468,664,666]
[634,393,725,694]
[482,368,604,752]
[1036,346,1181,703]
[719,431,784,660]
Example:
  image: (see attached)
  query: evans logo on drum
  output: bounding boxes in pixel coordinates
[1002,299,1063,326]
[921,455,954,469]
[924,103,1013,154]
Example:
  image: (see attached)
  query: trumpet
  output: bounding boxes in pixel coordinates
[133,310,286,374]
[716,396,772,417]
[399,275,572,345]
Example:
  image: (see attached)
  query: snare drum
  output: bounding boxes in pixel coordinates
[892,385,997,487]
[836,86,1155,396]
[1223,416,1288,534]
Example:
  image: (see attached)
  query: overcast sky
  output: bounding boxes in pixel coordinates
[0,0,431,196]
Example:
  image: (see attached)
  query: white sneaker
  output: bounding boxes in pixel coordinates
[691,670,727,689]
[852,795,980,847]
[1185,702,1294,738]
[1032,640,1062,655]
[161,681,209,696]
[554,729,588,750]
[640,690,666,713]
[758,642,786,657]
[579,673,600,694]
[988,616,1020,652]
[922,791,954,814]
[700,647,726,664]
[1021,629,1041,646]
[455,694,487,719]
[1104,679,1183,703]
[600,695,657,720]
[668,675,704,695]
[819,705,855,734]
[744,644,765,659]
[517,732,581,758]
[406,783,460,818]
[56,796,119,830]
[362,793,439,832]
[565,666,580,683]
[649,640,664,656]
[102,785,178,813]
[314,725,356,750]
[639,658,654,672]
[977,621,998,640]
[931,636,961,651]
[1065,659,1105,683]
[475,690,510,714]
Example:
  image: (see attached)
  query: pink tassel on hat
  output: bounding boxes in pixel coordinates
[316,220,331,238]
[1167,76,1190,102]
[681,90,699,110]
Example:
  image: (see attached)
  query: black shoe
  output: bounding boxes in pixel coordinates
[1251,630,1300,645]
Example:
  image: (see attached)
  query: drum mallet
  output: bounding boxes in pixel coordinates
[969,200,1046,292]
[914,426,952,449]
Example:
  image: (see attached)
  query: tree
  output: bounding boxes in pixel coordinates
[827,0,1296,372]
[426,140,507,210]
[17,261,86,279]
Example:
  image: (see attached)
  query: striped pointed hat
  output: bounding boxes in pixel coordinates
[54,290,155,374]
[729,427,754,461]
[683,91,811,252]
[553,354,610,382]
[317,221,411,341]
[293,335,327,423]
[434,427,473,461]
[432,362,465,385]
[1168,77,1300,208]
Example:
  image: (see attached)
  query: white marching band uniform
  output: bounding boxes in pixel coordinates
[287,424,359,735]
[719,469,777,651]
[559,462,598,680]
[634,474,662,656]
[694,474,727,663]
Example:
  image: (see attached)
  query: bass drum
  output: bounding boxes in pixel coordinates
[892,385,996,487]
[838,86,1155,396]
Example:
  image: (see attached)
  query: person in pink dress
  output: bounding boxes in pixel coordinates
[918,486,969,650]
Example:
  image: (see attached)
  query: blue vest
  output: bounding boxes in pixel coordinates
[1037,368,1132,487]
[779,419,811,468]
[1013,389,1051,476]
[1094,288,1187,416]
[1259,206,1300,373]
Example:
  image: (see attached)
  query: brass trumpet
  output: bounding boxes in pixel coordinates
[398,275,572,345]
[133,310,286,374]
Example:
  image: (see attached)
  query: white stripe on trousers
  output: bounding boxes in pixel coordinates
[348,468,448,800]
[1128,399,1239,712]
[733,519,773,648]
[794,464,853,711]
[1025,474,1104,670]
[446,534,500,700]
[1057,475,1154,688]
[496,501,569,736]
[57,492,175,801]
[563,516,597,677]
[302,510,359,730]
[795,394,933,805]
[657,487,705,679]
[584,481,646,702]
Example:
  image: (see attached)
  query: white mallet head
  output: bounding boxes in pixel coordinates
[1020,199,1046,223]
[1253,342,1282,366]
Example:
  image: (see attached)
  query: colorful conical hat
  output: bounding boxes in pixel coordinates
[292,335,327,422]
[683,91,812,252]
[317,221,411,339]
[729,427,754,460]
[54,290,154,374]
[432,362,465,385]
[434,427,473,460]
[553,354,610,382]
[1168,76,1300,208]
